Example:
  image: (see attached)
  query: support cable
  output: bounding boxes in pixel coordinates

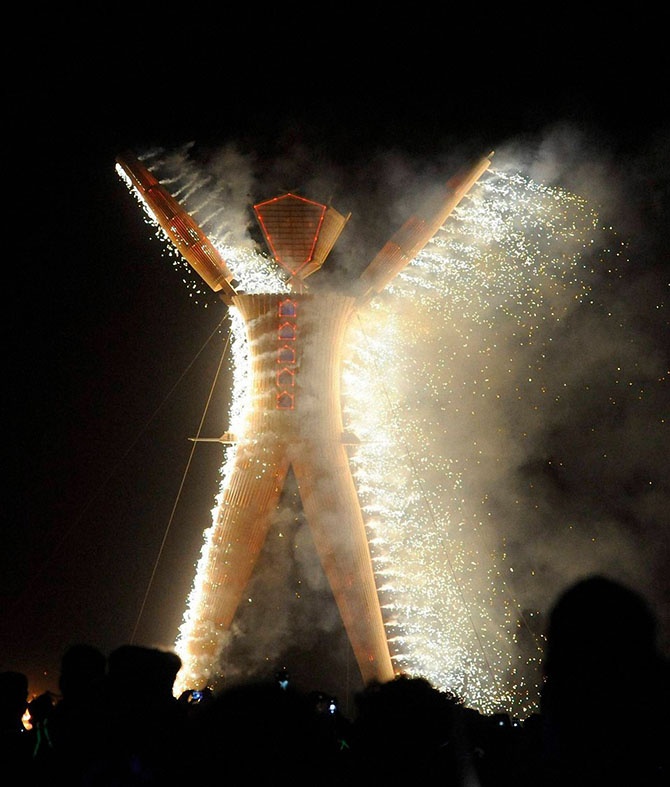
[130,319,232,643]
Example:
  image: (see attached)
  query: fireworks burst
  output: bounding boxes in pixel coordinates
[343,170,617,716]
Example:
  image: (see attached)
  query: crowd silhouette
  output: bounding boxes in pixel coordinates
[2,574,668,785]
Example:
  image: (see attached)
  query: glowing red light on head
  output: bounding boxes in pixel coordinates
[254,194,350,286]
[254,193,325,277]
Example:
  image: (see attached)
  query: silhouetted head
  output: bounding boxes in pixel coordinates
[538,575,669,784]
[58,643,106,700]
[544,574,657,674]
[107,645,182,704]
[541,573,660,723]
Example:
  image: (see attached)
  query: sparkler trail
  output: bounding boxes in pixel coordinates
[118,149,627,717]
[343,170,616,716]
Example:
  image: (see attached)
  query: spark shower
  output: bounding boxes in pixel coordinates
[117,146,624,718]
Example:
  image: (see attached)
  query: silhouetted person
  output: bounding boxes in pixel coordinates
[0,670,34,782]
[30,643,107,783]
[535,574,669,786]
[94,644,187,785]
[182,677,343,786]
[464,710,529,787]
[349,674,482,786]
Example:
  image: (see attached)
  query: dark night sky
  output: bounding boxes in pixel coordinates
[5,13,669,709]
